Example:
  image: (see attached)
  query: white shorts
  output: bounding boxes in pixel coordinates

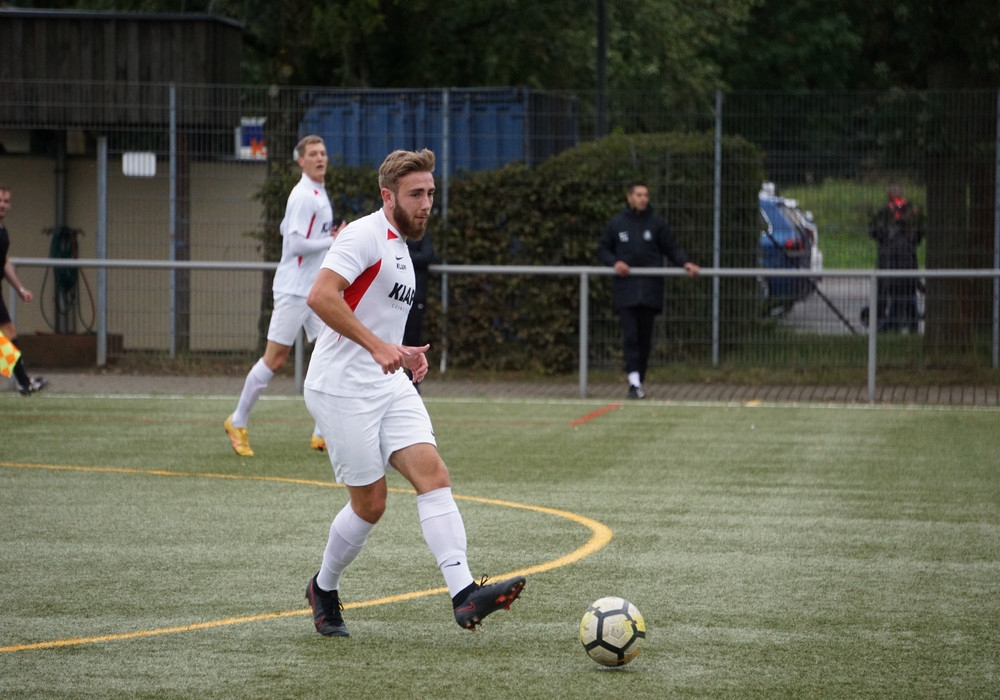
[267,292,325,345]
[304,376,437,486]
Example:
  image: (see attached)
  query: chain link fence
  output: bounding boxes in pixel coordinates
[1,81,997,376]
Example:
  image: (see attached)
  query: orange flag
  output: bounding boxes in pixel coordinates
[0,331,20,377]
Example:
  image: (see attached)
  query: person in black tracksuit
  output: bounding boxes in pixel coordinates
[402,231,439,391]
[598,182,699,399]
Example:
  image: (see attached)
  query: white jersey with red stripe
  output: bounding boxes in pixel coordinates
[305,208,416,397]
[273,173,334,297]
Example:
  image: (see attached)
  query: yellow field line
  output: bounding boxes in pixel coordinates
[0,462,613,654]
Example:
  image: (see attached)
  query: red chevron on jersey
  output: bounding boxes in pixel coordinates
[343,261,382,311]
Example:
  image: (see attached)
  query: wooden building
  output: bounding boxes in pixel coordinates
[0,8,243,129]
[0,9,251,355]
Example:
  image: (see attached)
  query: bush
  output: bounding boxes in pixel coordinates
[436,132,764,372]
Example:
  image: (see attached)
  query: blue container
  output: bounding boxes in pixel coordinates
[298,87,578,172]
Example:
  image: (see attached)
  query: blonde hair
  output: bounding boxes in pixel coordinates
[378,149,435,193]
[294,135,325,160]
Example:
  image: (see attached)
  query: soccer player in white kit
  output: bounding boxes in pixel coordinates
[224,135,345,456]
[302,149,525,635]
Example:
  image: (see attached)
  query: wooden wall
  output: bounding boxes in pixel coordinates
[0,9,243,128]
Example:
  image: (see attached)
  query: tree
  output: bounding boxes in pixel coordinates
[607,0,756,97]
[16,0,1000,93]
[867,1,1000,358]
[710,0,865,90]
[204,0,597,89]
[712,0,1000,91]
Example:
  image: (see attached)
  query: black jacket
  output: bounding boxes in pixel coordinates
[597,206,690,312]
[869,201,923,271]
[406,232,439,304]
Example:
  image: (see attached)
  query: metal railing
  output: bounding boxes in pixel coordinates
[10,257,999,401]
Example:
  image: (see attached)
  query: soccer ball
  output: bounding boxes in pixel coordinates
[579,596,646,667]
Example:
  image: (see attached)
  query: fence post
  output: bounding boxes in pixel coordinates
[868,273,878,402]
[169,83,177,358]
[712,89,723,368]
[295,328,304,394]
[579,271,589,398]
[440,89,451,376]
[96,137,108,368]
[993,89,999,369]
[441,88,450,222]
[439,271,449,374]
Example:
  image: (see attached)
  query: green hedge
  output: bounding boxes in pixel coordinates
[437,132,764,372]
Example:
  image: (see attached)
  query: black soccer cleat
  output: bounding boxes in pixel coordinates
[627,384,645,400]
[453,575,525,631]
[305,573,349,637]
[19,376,50,396]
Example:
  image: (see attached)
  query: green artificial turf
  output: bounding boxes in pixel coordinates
[1,394,997,699]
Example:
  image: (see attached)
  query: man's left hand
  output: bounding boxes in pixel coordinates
[401,344,430,383]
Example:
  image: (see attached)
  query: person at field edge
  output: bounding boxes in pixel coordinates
[402,230,439,392]
[868,186,924,332]
[302,148,525,636]
[0,185,50,396]
[598,181,700,399]
[224,135,345,457]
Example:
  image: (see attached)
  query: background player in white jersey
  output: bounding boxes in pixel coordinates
[224,135,344,456]
[302,149,525,636]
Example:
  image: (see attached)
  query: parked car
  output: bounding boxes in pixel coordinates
[758,182,822,316]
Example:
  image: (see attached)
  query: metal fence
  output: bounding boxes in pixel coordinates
[8,259,999,399]
[1,81,998,378]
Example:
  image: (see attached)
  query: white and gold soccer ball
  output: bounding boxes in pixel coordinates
[579,596,646,667]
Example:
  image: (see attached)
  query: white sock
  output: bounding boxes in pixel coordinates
[628,371,641,387]
[317,503,374,592]
[232,358,274,427]
[313,424,322,438]
[417,487,473,598]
